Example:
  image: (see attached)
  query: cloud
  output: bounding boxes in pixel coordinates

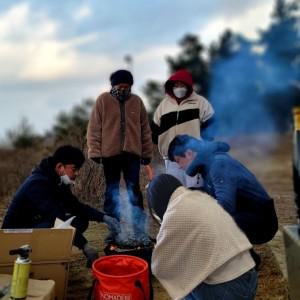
[134,45,179,82]
[0,2,118,82]
[73,4,92,21]
[199,1,273,45]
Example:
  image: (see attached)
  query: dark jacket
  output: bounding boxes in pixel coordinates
[2,157,104,230]
[187,141,278,244]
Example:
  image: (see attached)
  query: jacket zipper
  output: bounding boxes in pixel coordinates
[119,101,126,151]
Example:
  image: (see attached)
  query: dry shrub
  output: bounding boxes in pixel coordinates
[0,147,51,204]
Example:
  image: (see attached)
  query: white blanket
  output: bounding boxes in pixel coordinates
[151,187,253,300]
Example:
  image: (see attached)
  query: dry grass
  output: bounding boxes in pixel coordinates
[0,133,296,299]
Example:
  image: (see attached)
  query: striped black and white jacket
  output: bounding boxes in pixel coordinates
[152,92,214,159]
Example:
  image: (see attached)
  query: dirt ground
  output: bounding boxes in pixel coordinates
[0,133,297,299]
[65,133,297,300]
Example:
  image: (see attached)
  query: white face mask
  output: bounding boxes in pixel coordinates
[173,87,187,98]
[60,174,75,185]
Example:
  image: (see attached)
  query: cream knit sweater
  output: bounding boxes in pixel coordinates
[151,187,254,300]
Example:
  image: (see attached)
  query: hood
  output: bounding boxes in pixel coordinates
[147,174,182,220]
[164,69,193,101]
[32,156,60,184]
[187,141,230,177]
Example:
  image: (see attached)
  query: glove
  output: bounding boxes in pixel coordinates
[91,157,101,164]
[82,244,99,268]
[141,157,151,165]
[103,215,120,235]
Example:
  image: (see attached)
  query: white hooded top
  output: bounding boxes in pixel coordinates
[151,187,254,300]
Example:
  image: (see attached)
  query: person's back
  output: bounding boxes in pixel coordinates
[204,152,272,210]
[168,135,278,245]
[147,174,257,300]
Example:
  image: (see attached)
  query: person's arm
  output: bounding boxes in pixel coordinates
[65,191,105,222]
[201,117,216,141]
[209,159,238,214]
[87,96,103,160]
[151,104,162,145]
[66,192,120,233]
[140,100,153,162]
[199,97,215,140]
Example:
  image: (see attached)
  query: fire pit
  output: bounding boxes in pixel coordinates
[104,239,155,267]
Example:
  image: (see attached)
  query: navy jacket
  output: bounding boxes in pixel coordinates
[2,157,104,230]
[187,141,278,244]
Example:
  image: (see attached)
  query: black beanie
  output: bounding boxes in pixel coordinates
[110,69,134,86]
[53,145,85,168]
[147,174,182,220]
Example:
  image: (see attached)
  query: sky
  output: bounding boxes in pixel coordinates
[0,0,275,141]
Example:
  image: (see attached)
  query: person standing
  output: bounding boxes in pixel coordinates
[151,69,215,188]
[87,69,153,220]
[147,174,257,300]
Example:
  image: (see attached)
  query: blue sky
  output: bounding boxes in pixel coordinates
[0,0,275,141]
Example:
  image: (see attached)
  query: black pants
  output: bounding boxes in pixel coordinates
[233,200,278,245]
[102,153,143,219]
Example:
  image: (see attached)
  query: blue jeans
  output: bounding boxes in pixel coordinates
[183,268,257,300]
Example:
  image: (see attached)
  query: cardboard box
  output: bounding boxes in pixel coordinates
[0,273,55,300]
[0,227,74,300]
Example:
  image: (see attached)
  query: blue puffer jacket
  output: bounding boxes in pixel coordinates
[2,157,104,230]
[187,141,278,244]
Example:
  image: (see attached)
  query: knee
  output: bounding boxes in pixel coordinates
[71,217,89,234]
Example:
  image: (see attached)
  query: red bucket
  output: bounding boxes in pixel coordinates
[92,255,150,300]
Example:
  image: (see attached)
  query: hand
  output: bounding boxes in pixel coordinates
[103,215,120,234]
[91,157,101,164]
[141,157,151,165]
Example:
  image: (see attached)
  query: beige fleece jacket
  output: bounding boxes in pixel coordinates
[87,92,153,159]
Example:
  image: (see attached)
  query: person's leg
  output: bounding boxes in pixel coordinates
[70,216,89,249]
[164,159,186,185]
[122,152,144,210]
[217,268,258,300]
[69,217,99,268]
[233,203,278,245]
[102,155,122,219]
[187,268,257,300]
[232,211,263,270]
[183,292,197,300]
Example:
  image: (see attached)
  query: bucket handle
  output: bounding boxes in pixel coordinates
[135,280,147,300]
[87,279,97,300]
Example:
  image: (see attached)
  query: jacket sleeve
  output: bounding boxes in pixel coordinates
[151,104,162,144]
[209,159,238,214]
[65,190,105,222]
[201,116,216,141]
[199,96,214,123]
[198,96,215,139]
[87,96,103,159]
[140,100,153,159]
